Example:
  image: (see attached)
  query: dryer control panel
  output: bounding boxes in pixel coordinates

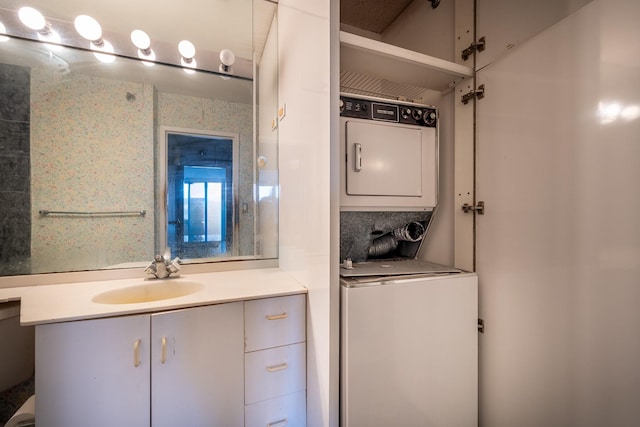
[340,95,437,128]
[339,94,439,211]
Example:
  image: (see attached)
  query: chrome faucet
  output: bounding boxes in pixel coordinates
[144,253,181,279]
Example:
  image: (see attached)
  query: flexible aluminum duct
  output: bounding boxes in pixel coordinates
[368,221,425,257]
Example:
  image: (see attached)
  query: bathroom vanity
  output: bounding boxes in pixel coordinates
[3,269,307,427]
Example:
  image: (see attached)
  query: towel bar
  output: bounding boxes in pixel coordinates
[39,210,146,217]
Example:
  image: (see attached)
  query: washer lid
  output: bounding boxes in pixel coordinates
[340,259,461,278]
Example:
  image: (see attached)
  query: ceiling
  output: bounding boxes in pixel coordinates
[340,0,413,34]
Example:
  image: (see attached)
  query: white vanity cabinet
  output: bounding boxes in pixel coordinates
[36,314,152,426]
[244,294,307,427]
[34,291,308,427]
[35,302,245,427]
[151,302,244,427]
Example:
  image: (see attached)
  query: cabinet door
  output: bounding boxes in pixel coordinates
[35,314,150,427]
[151,302,244,427]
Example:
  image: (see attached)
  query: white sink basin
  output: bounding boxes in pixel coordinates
[92,280,204,304]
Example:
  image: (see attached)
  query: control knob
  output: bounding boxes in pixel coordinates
[424,111,436,126]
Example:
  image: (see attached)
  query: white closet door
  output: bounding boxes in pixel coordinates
[475,0,593,70]
[151,302,244,427]
[476,1,640,426]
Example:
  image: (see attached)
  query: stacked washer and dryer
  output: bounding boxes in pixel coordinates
[339,94,478,426]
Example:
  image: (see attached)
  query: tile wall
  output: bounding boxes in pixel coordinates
[0,64,30,275]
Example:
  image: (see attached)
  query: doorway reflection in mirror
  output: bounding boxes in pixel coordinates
[165,131,239,259]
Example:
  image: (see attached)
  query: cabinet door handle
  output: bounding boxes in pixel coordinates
[160,336,167,364]
[266,312,287,320]
[354,143,362,172]
[133,339,142,368]
[266,362,288,372]
[267,418,288,427]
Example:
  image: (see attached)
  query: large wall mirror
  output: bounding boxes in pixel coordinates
[0,0,279,277]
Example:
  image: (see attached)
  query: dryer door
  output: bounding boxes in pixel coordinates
[345,120,424,197]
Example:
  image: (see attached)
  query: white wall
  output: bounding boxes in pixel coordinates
[382,0,456,63]
[418,91,456,266]
[257,12,279,258]
[476,0,640,425]
[277,1,336,426]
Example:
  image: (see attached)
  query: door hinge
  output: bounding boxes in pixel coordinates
[461,36,486,61]
[461,201,485,215]
[478,318,485,333]
[461,84,485,105]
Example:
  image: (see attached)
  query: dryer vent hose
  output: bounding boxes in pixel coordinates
[368,221,425,257]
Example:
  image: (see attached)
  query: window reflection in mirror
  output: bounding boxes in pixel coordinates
[165,130,239,259]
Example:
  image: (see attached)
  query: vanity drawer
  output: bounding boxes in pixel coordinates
[245,390,306,427]
[245,342,306,405]
[245,294,305,352]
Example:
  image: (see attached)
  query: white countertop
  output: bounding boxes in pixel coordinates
[0,268,307,326]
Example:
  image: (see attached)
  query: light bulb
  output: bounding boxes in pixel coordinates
[219,49,235,75]
[0,22,9,42]
[219,49,235,66]
[178,40,196,59]
[18,7,46,31]
[181,57,197,72]
[91,39,115,63]
[131,29,151,51]
[74,15,102,42]
[138,48,156,66]
[38,29,62,51]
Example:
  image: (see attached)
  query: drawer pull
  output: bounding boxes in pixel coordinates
[133,339,142,368]
[266,312,288,320]
[266,362,288,372]
[160,336,167,364]
[267,418,288,427]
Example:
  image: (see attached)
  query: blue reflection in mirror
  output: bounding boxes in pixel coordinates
[167,132,235,259]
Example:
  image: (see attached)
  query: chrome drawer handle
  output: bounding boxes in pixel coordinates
[133,339,142,368]
[267,418,288,427]
[266,362,288,372]
[160,336,167,364]
[266,312,287,320]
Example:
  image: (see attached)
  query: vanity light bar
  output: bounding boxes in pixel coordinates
[2,5,250,79]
